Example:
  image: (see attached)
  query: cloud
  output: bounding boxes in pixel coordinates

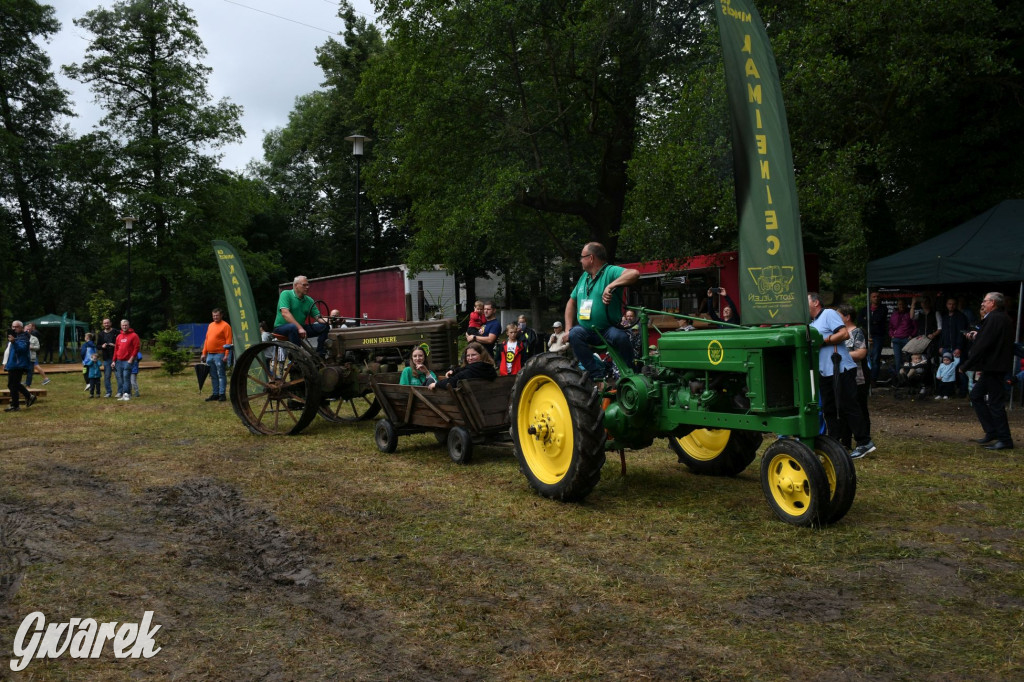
[44,0,376,172]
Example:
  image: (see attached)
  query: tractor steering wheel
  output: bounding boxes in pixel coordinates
[310,299,330,324]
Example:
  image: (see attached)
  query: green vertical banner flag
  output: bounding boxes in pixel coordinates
[212,240,259,353]
[715,0,808,325]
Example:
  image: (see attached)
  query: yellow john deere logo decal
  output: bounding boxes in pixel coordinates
[707,340,724,365]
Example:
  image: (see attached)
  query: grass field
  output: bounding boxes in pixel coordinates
[1,369,1022,680]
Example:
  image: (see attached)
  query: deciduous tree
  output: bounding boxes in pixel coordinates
[65,0,243,326]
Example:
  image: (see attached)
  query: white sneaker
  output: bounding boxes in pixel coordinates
[933,395,942,400]
[943,395,949,400]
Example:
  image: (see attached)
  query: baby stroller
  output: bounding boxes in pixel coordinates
[893,336,935,399]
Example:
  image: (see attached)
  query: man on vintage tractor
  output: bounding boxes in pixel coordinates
[273,275,330,357]
[559,242,639,386]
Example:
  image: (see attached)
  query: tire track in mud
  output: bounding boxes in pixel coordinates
[1,463,462,680]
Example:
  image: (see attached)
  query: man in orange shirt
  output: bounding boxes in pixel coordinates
[201,308,233,402]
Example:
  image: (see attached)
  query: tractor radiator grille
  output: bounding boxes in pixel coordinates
[763,348,795,409]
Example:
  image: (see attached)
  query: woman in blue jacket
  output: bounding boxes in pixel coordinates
[4,321,36,411]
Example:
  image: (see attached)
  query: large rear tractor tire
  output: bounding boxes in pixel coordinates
[759,438,830,527]
[231,341,322,435]
[510,353,606,502]
[813,435,857,525]
[670,429,762,476]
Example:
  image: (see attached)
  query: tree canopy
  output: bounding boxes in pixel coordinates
[1,0,1022,333]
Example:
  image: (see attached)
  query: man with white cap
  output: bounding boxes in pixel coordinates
[548,321,567,353]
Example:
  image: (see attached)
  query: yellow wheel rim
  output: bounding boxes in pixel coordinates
[817,450,837,500]
[765,453,813,517]
[675,429,730,461]
[516,374,575,485]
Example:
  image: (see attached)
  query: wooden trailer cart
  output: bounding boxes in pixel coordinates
[370,374,517,464]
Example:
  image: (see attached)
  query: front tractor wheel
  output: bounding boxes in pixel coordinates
[510,353,606,502]
[319,387,381,423]
[670,429,762,476]
[814,435,857,525]
[759,438,830,527]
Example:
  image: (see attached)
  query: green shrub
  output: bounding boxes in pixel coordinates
[152,328,192,375]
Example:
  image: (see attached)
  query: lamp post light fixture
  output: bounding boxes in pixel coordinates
[344,133,370,325]
[120,215,137,318]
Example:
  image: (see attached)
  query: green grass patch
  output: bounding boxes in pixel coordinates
[0,372,1022,679]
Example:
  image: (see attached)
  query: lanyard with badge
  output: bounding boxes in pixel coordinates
[578,265,606,321]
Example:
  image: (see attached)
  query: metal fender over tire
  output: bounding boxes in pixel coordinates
[231,341,322,435]
[374,419,398,453]
[670,429,762,476]
[813,435,856,525]
[759,438,829,527]
[447,426,473,465]
[510,353,606,502]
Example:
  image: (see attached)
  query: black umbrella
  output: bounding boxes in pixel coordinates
[831,349,842,423]
[194,362,210,393]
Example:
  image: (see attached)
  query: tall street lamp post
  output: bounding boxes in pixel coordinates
[120,215,137,318]
[344,133,370,325]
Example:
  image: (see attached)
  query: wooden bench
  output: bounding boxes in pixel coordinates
[0,387,47,405]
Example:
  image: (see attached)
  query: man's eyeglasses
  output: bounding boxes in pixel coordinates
[580,253,592,261]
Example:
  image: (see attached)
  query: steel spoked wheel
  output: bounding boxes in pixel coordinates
[814,435,856,525]
[318,387,381,423]
[510,353,605,502]
[759,438,829,527]
[670,428,762,476]
[231,341,322,435]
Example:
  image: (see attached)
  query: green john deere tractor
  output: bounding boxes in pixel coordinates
[509,309,856,527]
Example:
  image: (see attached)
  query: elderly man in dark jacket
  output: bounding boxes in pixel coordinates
[962,292,1015,450]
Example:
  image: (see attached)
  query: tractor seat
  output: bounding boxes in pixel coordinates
[271,333,289,341]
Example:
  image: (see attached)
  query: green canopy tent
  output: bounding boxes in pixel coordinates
[25,313,89,362]
[866,200,1024,404]
[866,200,1024,286]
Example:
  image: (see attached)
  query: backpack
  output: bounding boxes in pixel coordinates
[520,326,544,359]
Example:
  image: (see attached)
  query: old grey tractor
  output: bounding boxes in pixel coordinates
[231,315,458,435]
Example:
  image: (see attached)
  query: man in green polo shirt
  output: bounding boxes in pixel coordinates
[559,242,639,382]
[273,275,329,356]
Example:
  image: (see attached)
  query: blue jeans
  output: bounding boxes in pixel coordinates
[891,337,909,374]
[273,322,328,355]
[207,354,227,396]
[103,360,114,395]
[568,325,633,381]
[869,335,885,382]
[115,360,132,396]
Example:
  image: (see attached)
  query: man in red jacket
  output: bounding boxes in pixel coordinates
[113,319,141,401]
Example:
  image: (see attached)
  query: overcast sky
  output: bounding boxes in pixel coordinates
[43,0,378,172]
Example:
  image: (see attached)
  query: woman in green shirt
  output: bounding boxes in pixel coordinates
[399,346,436,387]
